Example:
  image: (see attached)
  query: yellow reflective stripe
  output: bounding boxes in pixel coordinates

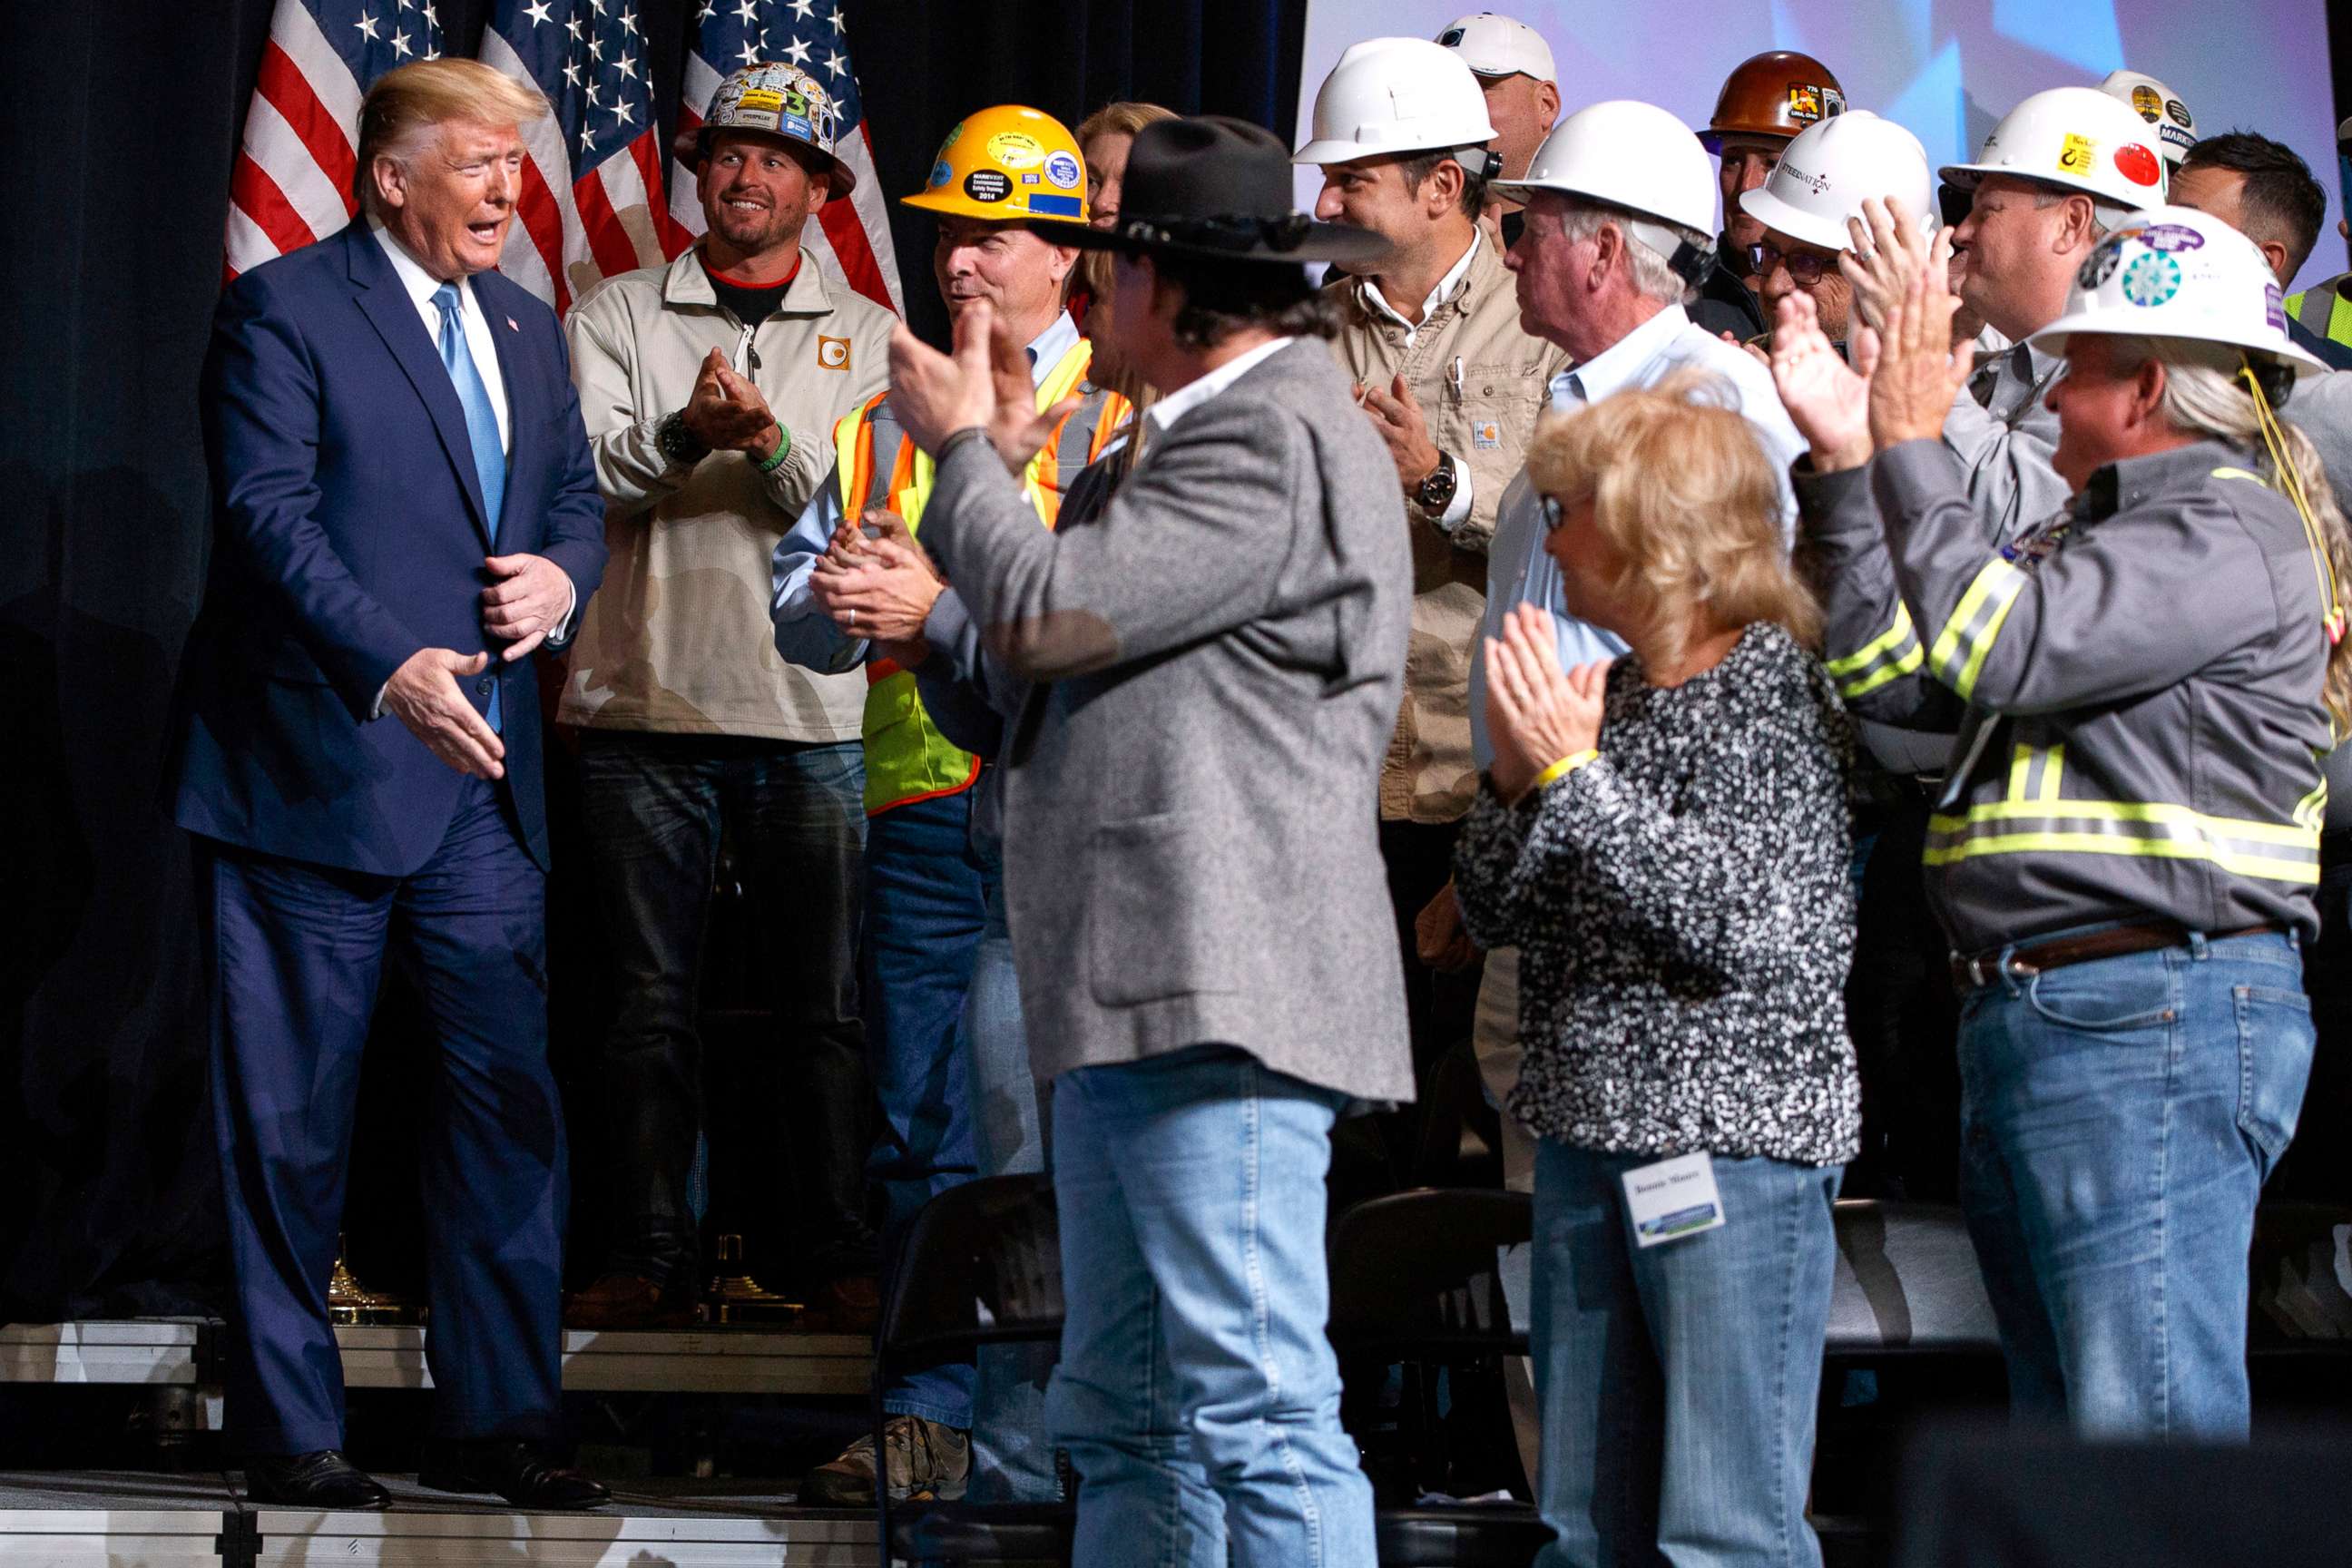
[1922,830,2318,883]
[1827,603,1924,699]
[2039,745,2065,804]
[1929,798,2319,845]
[1826,604,1916,676]
[1924,796,2321,884]
[2007,744,2034,801]
[2296,777,2329,832]
[1840,645,1924,699]
[1928,557,2028,700]
[2210,466,2270,485]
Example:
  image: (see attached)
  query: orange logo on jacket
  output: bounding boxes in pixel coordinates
[818,336,851,370]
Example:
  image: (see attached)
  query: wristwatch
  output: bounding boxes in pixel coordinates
[1414,451,1459,516]
[656,409,710,470]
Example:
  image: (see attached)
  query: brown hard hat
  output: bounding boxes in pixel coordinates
[1699,50,1847,151]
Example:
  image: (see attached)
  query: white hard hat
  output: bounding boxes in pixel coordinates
[1490,99,1718,238]
[2099,69,2197,168]
[1739,111,1934,253]
[1435,13,1555,83]
[1292,37,1499,164]
[1941,85,2169,208]
[2029,205,2327,377]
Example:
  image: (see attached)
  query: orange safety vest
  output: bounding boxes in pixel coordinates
[831,338,1130,815]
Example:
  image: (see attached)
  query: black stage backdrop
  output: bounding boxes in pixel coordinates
[0,0,1306,1318]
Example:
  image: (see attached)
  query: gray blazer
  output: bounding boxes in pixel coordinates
[918,338,1415,1102]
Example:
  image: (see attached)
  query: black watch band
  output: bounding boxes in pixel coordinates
[657,409,710,469]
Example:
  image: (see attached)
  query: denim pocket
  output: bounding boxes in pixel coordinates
[2234,984,2317,1175]
[2022,963,2176,1031]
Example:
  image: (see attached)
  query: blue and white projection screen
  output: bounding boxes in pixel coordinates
[1294,0,2347,292]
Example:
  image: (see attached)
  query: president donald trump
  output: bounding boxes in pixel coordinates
[169,59,608,1510]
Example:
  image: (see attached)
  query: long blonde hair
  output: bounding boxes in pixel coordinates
[1072,103,1177,460]
[1525,370,1821,669]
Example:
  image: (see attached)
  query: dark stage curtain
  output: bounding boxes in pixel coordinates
[0,0,1304,1318]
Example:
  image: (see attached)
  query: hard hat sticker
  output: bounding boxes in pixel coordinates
[818,336,851,370]
[2264,283,2287,331]
[986,131,1046,171]
[2112,143,2161,187]
[2120,252,2181,308]
[1786,83,1825,122]
[1044,150,1083,191]
[2057,132,2098,176]
[2129,85,2161,122]
[2078,243,2123,290]
[940,122,965,149]
[928,160,954,188]
[1822,87,1847,116]
[965,169,1012,202]
[2164,99,2192,127]
[2132,223,2206,253]
[740,89,786,113]
[1028,192,1083,218]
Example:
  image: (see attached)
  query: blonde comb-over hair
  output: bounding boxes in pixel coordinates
[1526,370,1820,669]
[356,58,549,214]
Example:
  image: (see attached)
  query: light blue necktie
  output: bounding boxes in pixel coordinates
[432,281,506,733]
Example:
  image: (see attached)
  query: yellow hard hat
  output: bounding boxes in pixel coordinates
[901,104,1091,226]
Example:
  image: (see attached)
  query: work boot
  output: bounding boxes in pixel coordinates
[799,1415,970,1506]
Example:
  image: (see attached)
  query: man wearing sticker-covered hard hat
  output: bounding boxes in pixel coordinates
[1699,49,1847,329]
[769,103,1131,1509]
[1773,200,2350,1439]
[557,61,895,1346]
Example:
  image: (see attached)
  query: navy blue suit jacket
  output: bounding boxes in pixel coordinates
[170,221,608,876]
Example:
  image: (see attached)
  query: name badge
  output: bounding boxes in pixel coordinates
[1622,1152,1724,1247]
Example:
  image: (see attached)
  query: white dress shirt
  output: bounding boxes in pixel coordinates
[368,220,573,713]
[1469,303,1806,769]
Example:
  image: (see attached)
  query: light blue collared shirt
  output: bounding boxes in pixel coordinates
[770,310,1081,672]
[1468,304,1807,769]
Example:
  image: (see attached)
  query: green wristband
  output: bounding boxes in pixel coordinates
[755,424,792,475]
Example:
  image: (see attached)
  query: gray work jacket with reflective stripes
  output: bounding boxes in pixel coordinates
[1799,436,2332,954]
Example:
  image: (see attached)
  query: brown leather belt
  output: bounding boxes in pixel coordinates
[1948,921,2287,992]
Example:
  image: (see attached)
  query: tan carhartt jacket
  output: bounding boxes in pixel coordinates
[1326,232,1572,822]
[561,248,892,740]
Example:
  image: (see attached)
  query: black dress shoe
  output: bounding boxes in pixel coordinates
[418,1438,611,1510]
[243,1450,393,1510]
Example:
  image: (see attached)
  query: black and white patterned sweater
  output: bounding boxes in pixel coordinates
[1453,621,1862,1167]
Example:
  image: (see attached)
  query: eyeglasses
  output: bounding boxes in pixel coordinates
[1538,493,1567,530]
[1748,242,1834,284]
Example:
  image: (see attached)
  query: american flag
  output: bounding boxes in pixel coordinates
[480,0,671,314]
[666,0,905,316]
[223,0,449,281]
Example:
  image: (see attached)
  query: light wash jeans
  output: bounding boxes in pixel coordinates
[1046,1046,1374,1568]
[1955,926,2315,1439]
[1532,1138,1841,1568]
[961,878,1058,1503]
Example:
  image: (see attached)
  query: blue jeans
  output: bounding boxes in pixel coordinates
[866,790,994,1426]
[962,878,1059,1502]
[1047,1047,1374,1568]
[576,731,870,1288]
[1532,1139,1841,1568]
[1955,926,2315,1439]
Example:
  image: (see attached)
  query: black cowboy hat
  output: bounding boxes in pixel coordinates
[1066,115,1389,268]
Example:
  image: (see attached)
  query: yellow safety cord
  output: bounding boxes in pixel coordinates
[2240,360,2347,652]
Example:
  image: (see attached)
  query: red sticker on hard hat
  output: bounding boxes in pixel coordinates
[2113,143,2161,187]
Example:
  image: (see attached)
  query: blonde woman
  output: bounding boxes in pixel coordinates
[1453,374,1858,1568]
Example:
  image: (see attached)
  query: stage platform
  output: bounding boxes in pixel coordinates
[0,1471,881,1566]
[0,1322,871,1402]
